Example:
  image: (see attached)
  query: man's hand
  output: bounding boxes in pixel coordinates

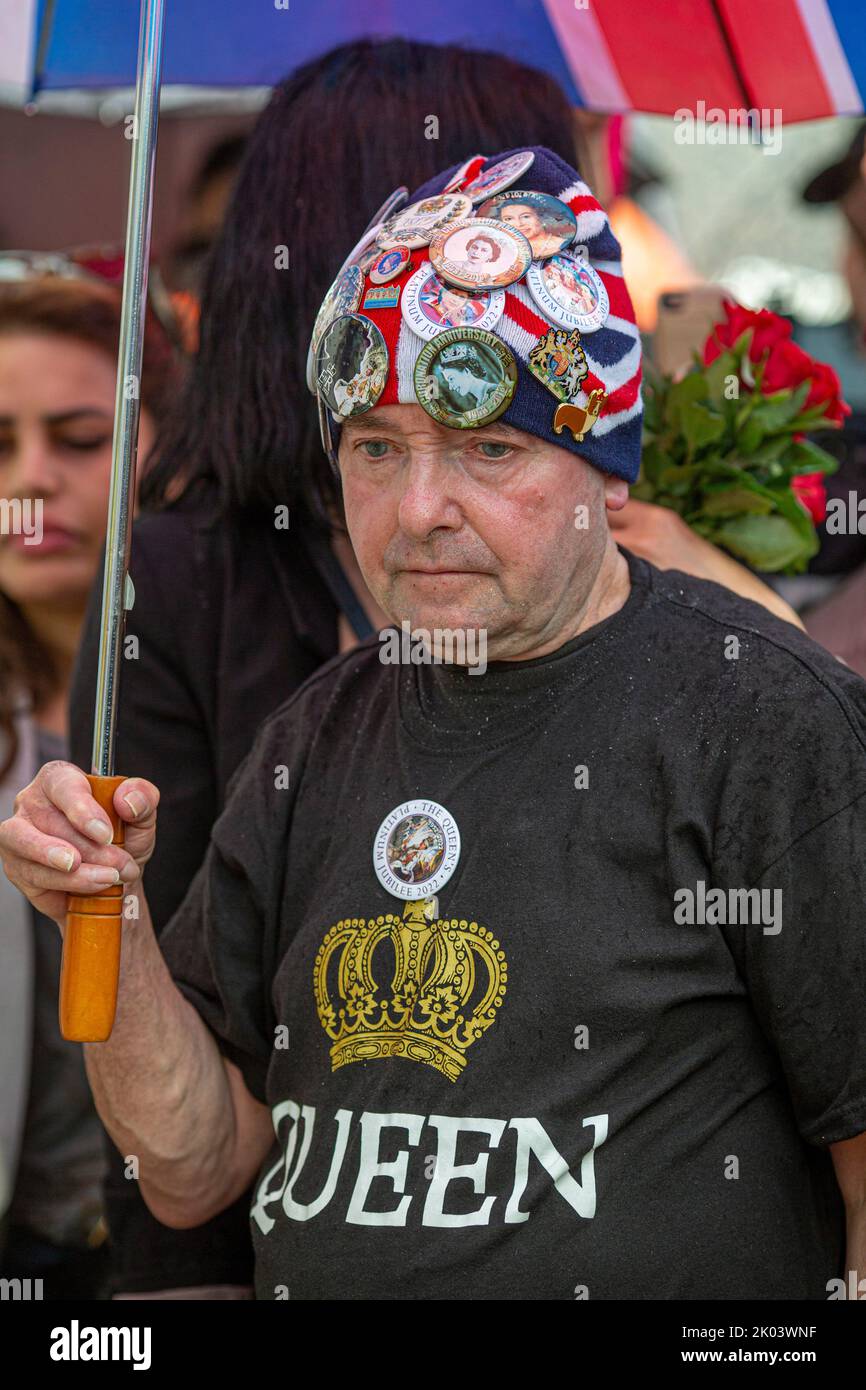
[0,760,159,926]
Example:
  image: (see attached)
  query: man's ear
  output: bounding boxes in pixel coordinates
[604,477,630,511]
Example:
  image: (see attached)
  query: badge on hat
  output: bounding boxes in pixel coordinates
[363,284,401,310]
[401,264,504,341]
[477,189,577,261]
[414,327,517,429]
[462,150,535,204]
[373,799,461,902]
[368,245,412,284]
[527,327,588,403]
[526,252,609,333]
[443,154,487,194]
[307,263,365,392]
[553,389,608,443]
[316,312,389,420]
[377,193,473,251]
[428,218,531,292]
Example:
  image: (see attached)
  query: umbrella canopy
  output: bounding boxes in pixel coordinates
[1,0,865,122]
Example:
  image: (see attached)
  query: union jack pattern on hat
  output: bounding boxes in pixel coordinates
[312,146,643,484]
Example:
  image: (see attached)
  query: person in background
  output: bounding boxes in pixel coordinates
[7,39,802,1303]
[0,274,178,1297]
[797,125,866,673]
[161,133,248,304]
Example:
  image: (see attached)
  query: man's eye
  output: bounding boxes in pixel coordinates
[476,441,512,460]
[360,440,390,459]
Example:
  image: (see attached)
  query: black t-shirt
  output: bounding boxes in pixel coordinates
[159,550,866,1300]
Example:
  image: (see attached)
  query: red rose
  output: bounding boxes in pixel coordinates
[703,300,791,366]
[803,358,851,424]
[791,473,827,524]
[762,340,850,423]
[760,337,814,393]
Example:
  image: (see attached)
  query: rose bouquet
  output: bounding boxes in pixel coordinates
[637,301,850,573]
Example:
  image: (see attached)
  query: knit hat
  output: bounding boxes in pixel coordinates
[309,146,643,483]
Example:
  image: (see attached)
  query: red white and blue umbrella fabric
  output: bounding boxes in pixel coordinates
[1,0,865,122]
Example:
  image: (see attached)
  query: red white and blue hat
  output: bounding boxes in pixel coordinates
[310,146,643,484]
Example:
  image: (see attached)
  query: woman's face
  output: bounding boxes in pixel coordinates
[0,332,154,609]
[467,239,493,264]
[501,203,543,239]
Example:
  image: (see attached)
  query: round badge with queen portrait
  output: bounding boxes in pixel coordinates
[401,264,504,341]
[428,218,531,292]
[316,312,389,420]
[414,326,517,429]
[526,251,610,333]
[373,799,461,902]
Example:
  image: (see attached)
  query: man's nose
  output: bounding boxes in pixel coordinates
[396,452,463,539]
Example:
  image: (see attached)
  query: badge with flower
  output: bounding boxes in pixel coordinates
[638,300,850,573]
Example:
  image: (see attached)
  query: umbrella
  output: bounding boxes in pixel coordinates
[3,1,865,1042]
[2,0,865,121]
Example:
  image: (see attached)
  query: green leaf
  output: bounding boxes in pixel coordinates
[700,485,776,518]
[680,400,727,455]
[714,514,816,573]
[784,438,839,477]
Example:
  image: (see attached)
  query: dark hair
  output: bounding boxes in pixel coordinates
[141,38,581,524]
[191,134,248,201]
[0,277,179,777]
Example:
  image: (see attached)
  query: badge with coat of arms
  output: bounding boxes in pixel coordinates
[527,326,588,404]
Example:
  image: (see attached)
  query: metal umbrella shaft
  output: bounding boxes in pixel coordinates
[60,0,167,1042]
[93,0,166,775]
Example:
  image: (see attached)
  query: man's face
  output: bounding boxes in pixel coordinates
[338,405,626,661]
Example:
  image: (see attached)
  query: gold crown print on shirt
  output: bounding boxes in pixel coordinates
[313,900,507,1082]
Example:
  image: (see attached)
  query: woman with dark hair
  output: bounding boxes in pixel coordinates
[0,274,177,1298]
[44,40,583,1300]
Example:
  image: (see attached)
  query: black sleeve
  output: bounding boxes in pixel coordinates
[158,714,294,1106]
[69,517,219,936]
[722,790,866,1146]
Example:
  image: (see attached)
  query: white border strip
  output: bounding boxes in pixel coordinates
[541,0,630,111]
[794,0,863,114]
[0,0,38,97]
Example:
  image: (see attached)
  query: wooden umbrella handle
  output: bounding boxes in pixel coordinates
[59,773,128,1042]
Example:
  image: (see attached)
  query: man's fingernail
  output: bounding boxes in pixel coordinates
[86,866,119,885]
[124,793,147,819]
[48,847,75,872]
[120,861,139,883]
[86,818,113,844]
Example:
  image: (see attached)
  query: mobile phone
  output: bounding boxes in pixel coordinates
[653,286,728,376]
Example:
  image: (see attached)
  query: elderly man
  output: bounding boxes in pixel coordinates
[3,147,866,1302]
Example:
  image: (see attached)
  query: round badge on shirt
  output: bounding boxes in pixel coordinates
[428,218,532,292]
[316,312,389,420]
[373,799,461,902]
[526,252,610,333]
[414,327,517,429]
[368,245,412,284]
[376,193,473,251]
[462,150,536,204]
[477,189,577,261]
[401,264,504,341]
